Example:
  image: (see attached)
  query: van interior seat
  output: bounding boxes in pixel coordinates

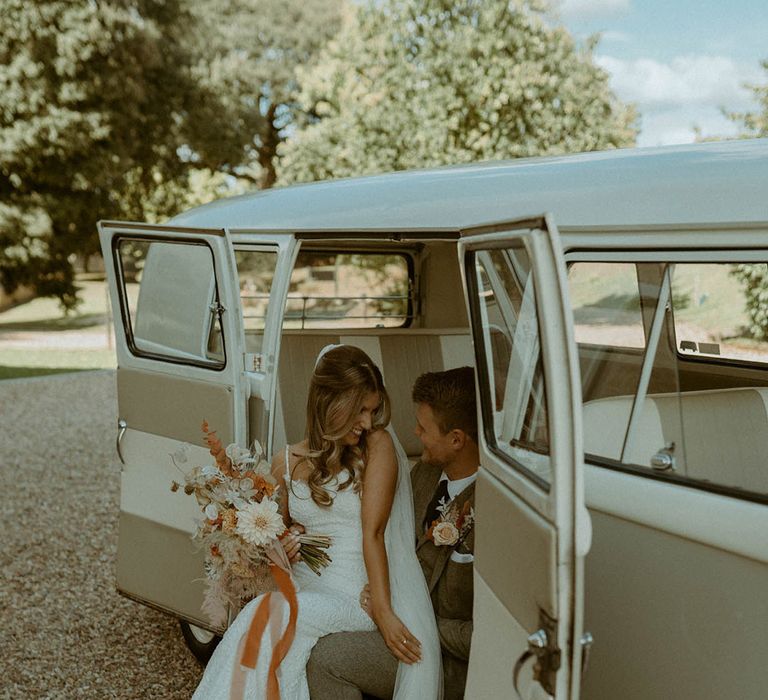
[274,329,474,458]
[583,387,768,493]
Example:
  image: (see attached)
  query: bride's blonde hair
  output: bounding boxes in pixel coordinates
[296,345,391,507]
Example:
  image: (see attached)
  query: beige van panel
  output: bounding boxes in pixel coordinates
[466,573,550,700]
[117,367,234,445]
[116,512,221,632]
[278,334,340,444]
[583,509,768,699]
[421,243,468,328]
[474,470,557,632]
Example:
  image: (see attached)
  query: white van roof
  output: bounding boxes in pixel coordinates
[170,139,768,231]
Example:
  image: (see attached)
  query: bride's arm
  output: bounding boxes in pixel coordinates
[361,429,422,665]
[271,450,302,563]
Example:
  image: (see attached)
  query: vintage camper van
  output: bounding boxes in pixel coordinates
[99,139,768,699]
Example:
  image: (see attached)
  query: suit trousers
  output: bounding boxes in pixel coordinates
[307,630,398,700]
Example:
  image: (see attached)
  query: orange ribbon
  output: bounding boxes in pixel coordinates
[230,544,298,700]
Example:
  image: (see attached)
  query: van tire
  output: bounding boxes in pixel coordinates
[179,620,220,665]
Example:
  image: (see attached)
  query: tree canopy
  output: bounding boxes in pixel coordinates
[0,0,216,307]
[187,0,346,189]
[278,0,638,184]
[0,0,345,308]
[726,59,768,138]
[724,61,768,338]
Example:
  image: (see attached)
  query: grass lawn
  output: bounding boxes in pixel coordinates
[0,348,116,380]
[0,279,111,332]
[0,277,117,380]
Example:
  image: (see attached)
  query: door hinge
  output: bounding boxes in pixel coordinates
[244,353,263,373]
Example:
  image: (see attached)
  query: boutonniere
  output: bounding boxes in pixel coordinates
[427,498,474,547]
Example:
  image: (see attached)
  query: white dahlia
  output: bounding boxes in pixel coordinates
[235,499,283,547]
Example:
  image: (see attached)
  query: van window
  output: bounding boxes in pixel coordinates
[672,262,768,364]
[470,246,550,487]
[117,238,225,367]
[578,258,768,500]
[284,251,411,329]
[568,262,645,349]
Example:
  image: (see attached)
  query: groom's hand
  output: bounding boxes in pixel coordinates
[359,583,372,617]
[279,523,305,564]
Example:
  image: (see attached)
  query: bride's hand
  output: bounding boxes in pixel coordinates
[373,608,422,664]
[278,524,304,565]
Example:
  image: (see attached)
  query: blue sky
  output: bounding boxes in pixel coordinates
[556,0,768,146]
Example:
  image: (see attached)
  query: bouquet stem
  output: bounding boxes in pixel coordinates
[297,533,332,576]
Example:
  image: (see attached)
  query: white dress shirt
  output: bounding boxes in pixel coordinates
[438,470,477,500]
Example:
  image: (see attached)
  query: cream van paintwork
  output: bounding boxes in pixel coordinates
[99,139,768,699]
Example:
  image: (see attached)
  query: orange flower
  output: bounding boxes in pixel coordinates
[253,475,275,498]
[201,420,234,476]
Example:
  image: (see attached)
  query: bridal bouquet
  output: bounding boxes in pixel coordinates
[171,421,331,627]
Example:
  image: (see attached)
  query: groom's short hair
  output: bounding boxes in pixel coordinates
[412,366,477,443]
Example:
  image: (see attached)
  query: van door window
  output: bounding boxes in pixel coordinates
[472,246,550,486]
[235,248,278,355]
[117,238,225,367]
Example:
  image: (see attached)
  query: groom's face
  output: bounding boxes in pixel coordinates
[414,402,454,468]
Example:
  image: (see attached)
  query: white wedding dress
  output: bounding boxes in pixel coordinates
[193,433,442,700]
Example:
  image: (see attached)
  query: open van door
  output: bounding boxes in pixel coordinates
[98,221,292,633]
[460,216,590,699]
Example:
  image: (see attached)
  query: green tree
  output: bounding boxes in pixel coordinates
[0,0,228,308]
[725,59,768,137]
[0,0,345,309]
[725,62,768,337]
[278,0,638,184]
[188,0,347,189]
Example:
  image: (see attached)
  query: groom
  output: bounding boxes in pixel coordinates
[307,366,478,700]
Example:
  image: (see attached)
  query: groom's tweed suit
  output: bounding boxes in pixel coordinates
[306,461,475,700]
[412,461,475,698]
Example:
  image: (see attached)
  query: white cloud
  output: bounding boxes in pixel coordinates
[637,109,741,147]
[595,53,763,146]
[596,54,759,108]
[558,0,631,21]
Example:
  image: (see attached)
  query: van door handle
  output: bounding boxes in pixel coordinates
[580,631,594,678]
[650,442,675,471]
[116,419,127,466]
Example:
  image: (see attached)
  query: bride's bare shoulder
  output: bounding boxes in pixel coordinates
[271,441,308,477]
[366,428,394,453]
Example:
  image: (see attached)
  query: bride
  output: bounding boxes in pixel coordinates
[193,344,442,699]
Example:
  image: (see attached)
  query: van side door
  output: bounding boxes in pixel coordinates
[460,216,589,699]
[98,222,292,630]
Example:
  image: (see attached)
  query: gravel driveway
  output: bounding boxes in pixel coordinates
[0,371,203,698]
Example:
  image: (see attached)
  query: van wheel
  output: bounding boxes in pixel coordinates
[180,620,221,665]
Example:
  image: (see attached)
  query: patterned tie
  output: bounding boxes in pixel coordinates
[423,479,450,531]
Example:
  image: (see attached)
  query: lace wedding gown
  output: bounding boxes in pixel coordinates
[193,435,442,700]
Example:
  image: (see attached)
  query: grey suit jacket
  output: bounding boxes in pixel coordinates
[411,461,475,700]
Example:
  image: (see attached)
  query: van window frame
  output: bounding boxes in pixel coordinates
[111,233,229,371]
[567,247,768,506]
[464,243,551,493]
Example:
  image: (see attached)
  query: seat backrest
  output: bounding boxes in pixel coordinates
[275,329,474,457]
[583,387,768,493]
